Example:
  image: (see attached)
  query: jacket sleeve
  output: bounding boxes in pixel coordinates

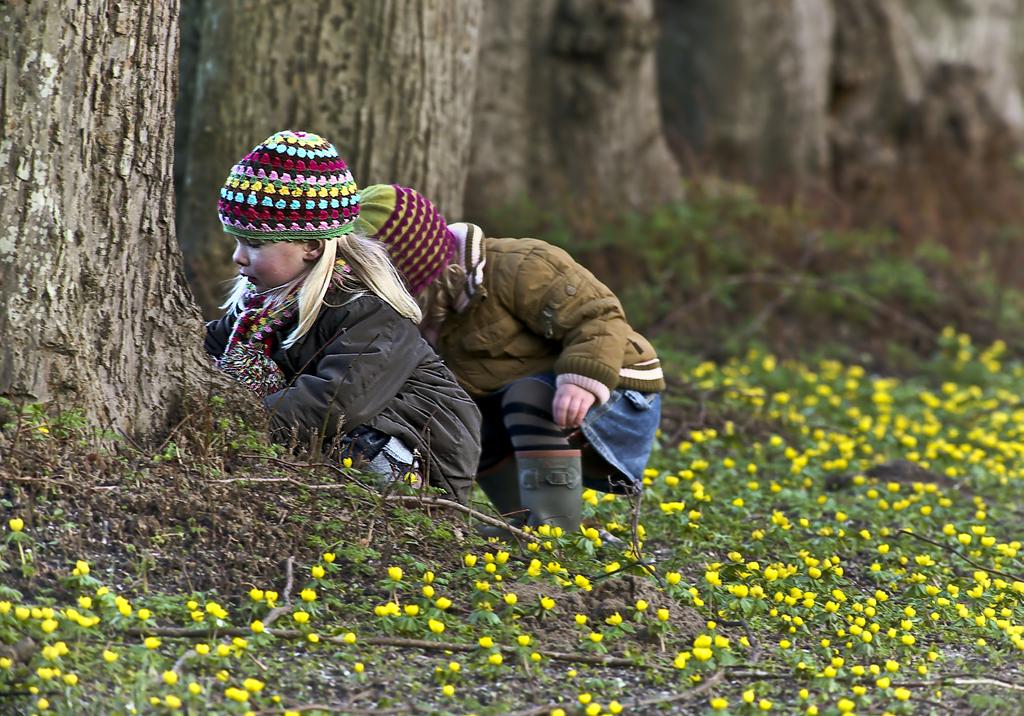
[502,245,629,391]
[204,315,234,359]
[262,297,426,440]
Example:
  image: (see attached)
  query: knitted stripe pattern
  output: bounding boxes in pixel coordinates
[373,185,457,297]
[218,130,359,241]
[216,285,300,399]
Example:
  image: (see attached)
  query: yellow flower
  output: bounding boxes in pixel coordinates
[293,611,310,624]
[488,653,503,665]
[428,619,445,634]
[250,620,265,634]
[8,518,24,532]
[464,554,478,567]
[300,588,317,602]
[144,636,161,649]
[243,677,264,692]
[354,662,365,673]
[435,597,452,610]
[388,566,404,582]
[442,684,455,697]
[540,596,555,610]
[195,643,210,655]
[165,694,182,709]
[311,565,325,579]
[163,670,178,685]
[710,697,728,710]
[188,682,202,695]
[478,636,494,648]
[225,687,249,703]
[894,688,910,701]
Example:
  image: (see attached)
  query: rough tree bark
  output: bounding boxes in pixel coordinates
[831,0,1024,198]
[176,0,482,317]
[655,0,835,185]
[0,0,233,436]
[465,0,682,236]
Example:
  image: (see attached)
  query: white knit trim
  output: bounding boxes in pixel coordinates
[556,373,611,405]
[619,364,664,381]
[449,222,486,308]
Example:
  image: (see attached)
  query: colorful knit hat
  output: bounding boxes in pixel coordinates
[355,184,457,296]
[218,130,359,241]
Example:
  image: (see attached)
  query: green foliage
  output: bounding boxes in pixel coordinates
[484,181,1024,371]
[3,339,1024,713]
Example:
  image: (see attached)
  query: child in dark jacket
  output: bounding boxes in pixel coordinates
[356,184,664,533]
[204,131,481,502]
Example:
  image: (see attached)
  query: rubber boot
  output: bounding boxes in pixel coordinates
[475,458,526,537]
[518,452,583,533]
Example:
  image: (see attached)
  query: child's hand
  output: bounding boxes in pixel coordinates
[553,384,596,428]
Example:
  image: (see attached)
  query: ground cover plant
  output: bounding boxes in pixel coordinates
[1,324,1022,715]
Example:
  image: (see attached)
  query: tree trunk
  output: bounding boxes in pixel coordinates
[465,0,683,238]
[825,0,1023,254]
[0,0,228,436]
[176,0,482,317]
[655,0,835,186]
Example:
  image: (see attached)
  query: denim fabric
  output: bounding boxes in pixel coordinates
[366,437,416,480]
[475,373,661,494]
[579,388,661,494]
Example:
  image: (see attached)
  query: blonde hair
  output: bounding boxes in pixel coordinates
[221,232,421,348]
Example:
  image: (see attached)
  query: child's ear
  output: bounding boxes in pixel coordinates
[303,240,324,262]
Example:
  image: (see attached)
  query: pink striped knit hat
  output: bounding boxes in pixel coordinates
[218,130,359,241]
[355,184,457,297]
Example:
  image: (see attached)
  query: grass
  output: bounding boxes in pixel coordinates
[1,325,1023,715]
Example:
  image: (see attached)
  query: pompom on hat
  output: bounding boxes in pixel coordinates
[355,184,457,297]
[218,130,359,241]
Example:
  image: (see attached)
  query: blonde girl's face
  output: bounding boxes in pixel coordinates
[232,238,322,291]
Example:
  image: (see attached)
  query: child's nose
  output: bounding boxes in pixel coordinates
[232,244,248,266]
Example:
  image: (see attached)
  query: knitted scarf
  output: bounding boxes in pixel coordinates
[217,284,300,399]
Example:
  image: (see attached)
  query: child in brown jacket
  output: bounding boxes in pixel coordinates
[356,184,664,533]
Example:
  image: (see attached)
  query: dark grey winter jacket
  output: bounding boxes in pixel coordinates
[205,290,481,502]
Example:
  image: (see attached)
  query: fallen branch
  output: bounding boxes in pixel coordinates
[252,704,409,716]
[383,495,541,544]
[896,676,1024,692]
[256,704,408,716]
[122,626,635,666]
[895,529,1024,583]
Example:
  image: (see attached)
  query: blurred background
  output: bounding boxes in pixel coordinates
[174,0,1024,369]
